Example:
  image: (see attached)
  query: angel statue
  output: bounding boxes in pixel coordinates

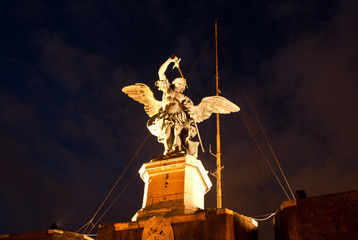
[122,55,240,159]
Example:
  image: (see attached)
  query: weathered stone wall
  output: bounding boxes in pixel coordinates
[274,190,358,240]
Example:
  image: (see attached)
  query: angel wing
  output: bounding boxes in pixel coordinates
[193,96,240,123]
[122,83,162,117]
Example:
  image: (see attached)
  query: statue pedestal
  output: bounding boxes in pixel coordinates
[132,155,212,221]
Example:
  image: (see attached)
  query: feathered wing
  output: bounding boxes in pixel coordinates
[193,96,240,123]
[122,83,162,117]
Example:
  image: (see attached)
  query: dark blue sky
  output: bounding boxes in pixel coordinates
[1,1,357,239]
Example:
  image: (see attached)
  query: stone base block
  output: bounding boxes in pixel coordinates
[97,208,258,240]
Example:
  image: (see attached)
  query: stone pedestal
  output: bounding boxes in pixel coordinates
[132,155,212,221]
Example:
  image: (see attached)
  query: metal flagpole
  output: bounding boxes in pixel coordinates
[215,20,222,209]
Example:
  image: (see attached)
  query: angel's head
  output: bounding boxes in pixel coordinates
[172,78,186,93]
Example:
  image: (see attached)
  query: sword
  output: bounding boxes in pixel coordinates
[172,55,188,88]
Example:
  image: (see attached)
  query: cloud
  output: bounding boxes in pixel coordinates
[290,158,358,197]
[37,33,112,94]
[0,27,148,233]
[258,0,358,194]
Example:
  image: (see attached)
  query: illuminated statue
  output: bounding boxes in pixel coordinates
[122,55,240,159]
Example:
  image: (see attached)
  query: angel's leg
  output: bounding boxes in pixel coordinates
[173,124,184,152]
[163,123,173,155]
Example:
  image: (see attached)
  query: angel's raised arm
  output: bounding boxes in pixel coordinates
[158,55,179,80]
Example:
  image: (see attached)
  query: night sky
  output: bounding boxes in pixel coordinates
[1,1,357,239]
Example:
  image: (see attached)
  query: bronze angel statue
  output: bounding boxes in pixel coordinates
[122,55,240,159]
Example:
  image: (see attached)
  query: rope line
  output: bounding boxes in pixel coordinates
[241,116,291,200]
[247,103,296,199]
[84,234,97,237]
[233,109,281,206]
[221,154,277,210]
[231,116,278,209]
[255,146,281,207]
[219,41,294,200]
[86,141,162,234]
[187,33,293,203]
[185,34,214,79]
[251,212,277,221]
[77,133,151,233]
[230,90,282,205]
[87,172,140,234]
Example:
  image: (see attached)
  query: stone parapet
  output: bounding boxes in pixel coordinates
[98,209,258,240]
[0,230,93,240]
[274,190,358,240]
